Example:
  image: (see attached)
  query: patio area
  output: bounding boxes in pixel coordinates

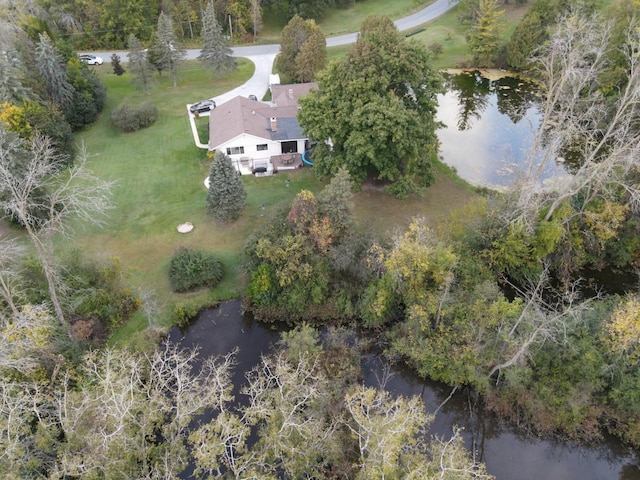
[271,153,303,171]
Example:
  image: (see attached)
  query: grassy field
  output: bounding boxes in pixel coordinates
[320,2,533,69]
[258,0,433,43]
[67,55,478,345]
[63,1,541,344]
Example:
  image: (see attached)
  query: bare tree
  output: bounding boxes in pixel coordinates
[0,379,55,476]
[127,33,155,96]
[344,385,431,477]
[0,304,60,378]
[0,238,24,319]
[344,385,492,479]
[0,128,112,324]
[511,12,640,230]
[242,351,340,478]
[53,343,237,479]
[487,268,594,380]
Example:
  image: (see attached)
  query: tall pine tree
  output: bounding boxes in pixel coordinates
[35,33,75,108]
[206,150,247,222]
[149,13,185,88]
[466,0,504,66]
[198,2,236,78]
[127,34,154,95]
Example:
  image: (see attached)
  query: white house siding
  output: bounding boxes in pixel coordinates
[213,133,307,175]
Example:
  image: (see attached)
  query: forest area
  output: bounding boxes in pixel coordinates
[6,0,359,48]
[1,0,640,477]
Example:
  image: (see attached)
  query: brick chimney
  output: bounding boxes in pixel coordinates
[270,117,277,132]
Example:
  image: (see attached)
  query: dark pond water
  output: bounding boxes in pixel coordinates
[169,301,640,480]
[437,70,565,188]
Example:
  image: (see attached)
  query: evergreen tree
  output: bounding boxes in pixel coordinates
[506,10,544,70]
[127,34,154,96]
[466,0,504,66]
[149,12,185,87]
[206,150,247,223]
[198,2,236,78]
[63,61,106,131]
[0,51,33,104]
[35,33,75,108]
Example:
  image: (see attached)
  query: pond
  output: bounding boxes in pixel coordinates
[436,70,565,188]
[169,301,640,480]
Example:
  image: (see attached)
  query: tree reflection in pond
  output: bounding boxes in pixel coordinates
[437,70,561,188]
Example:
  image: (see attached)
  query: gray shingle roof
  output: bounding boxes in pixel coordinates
[208,83,317,149]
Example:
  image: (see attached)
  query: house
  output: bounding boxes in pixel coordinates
[208,83,317,175]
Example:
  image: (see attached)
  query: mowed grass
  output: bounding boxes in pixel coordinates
[323,3,535,69]
[258,0,434,42]
[318,0,436,36]
[409,2,534,69]
[72,57,478,340]
[74,60,266,322]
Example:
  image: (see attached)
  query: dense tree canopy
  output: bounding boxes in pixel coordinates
[298,15,442,198]
[276,15,326,83]
[4,0,361,49]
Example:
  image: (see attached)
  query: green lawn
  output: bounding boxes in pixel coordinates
[323,2,535,70]
[67,57,478,345]
[417,2,533,68]
[258,0,435,42]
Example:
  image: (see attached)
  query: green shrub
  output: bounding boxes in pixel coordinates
[168,247,224,293]
[111,104,137,131]
[136,102,159,129]
[173,301,201,327]
[111,102,158,132]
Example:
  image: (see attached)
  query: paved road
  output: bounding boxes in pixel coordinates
[89,0,456,63]
[88,0,456,112]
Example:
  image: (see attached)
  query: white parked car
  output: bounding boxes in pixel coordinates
[78,54,103,65]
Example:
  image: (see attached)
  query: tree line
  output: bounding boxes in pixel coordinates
[2,0,357,49]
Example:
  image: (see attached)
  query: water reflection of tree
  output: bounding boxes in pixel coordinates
[444,70,491,131]
[444,71,539,130]
[495,76,538,124]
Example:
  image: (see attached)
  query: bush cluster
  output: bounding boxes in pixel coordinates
[111,102,158,132]
[168,247,224,293]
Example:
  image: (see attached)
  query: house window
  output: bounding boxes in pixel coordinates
[256,144,268,151]
[281,141,298,154]
[226,146,245,155]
